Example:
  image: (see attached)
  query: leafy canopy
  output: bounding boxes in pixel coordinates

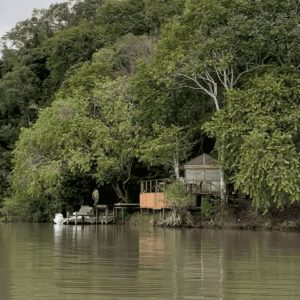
[204,71,300,211]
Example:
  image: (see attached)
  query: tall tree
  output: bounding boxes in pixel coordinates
[204,71,300,211]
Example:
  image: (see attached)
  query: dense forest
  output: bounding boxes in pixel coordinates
[0,0,299,221]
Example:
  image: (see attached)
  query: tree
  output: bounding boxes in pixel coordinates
[159,180,194,227]
[42,21,104,94]
[6,42,146,218]
[204,71,300,211]
[72,0,104,23]
[140,124,191,179]
[3,2,72,49]
[0,66,42,200]
[10,76,140,205]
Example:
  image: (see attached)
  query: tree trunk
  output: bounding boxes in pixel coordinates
[174,157,180,179]
[113,183,128,203]
[220,168,226,205]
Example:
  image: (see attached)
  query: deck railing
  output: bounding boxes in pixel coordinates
[141,179,221,196]
[140,179,169,193]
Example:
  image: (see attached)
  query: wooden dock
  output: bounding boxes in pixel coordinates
[65,203,140,225]
[113,203,140,224]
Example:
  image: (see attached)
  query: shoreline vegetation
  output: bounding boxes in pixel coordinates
[2,206,300,232]
[127,206,300,232]
[0,0,300,222]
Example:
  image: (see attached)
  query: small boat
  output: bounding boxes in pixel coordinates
[53,213,65,225]
[53,205,113,225]
[66,215,96,224]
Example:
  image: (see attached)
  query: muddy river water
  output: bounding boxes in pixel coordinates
[0,224,299,299]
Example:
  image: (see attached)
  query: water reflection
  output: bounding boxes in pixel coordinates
[0,225,11,299]
[0,224,300,300]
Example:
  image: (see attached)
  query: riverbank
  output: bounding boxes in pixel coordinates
[127,205,300,232]
[2,204,300,232]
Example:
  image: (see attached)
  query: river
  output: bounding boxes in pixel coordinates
[0,224,299,299]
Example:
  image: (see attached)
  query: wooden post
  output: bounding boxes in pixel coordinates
[105,207,108,225]
[121,208,124,224]
[96,208,99,224]
[82,215,84,225]
[162,208,165,220]
[75,212,78,225]
[201,196,203,219]
[153,209,155,226]
[67,212,69,225]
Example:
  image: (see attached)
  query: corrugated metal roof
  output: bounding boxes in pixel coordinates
[184,153,218,166]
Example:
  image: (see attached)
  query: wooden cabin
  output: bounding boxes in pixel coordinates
[139,154,221,209]
[184,153,222,195]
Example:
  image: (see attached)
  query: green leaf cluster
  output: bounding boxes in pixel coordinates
[205,72,300,211]
[164,180,194,209]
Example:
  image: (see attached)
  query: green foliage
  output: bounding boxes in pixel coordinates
[152,0,300,112]
[72,0,103,23]
[201,199,214,220]
[7,43,146,214]
[92,77,141,187]
[127,211,154,226]
[204,71,300,211]
[140,124,187,164]
[139,124,192,177]
[164,180,194,209]
[43,21,104,91]
[96,0,147,38]
[96,0,184,38]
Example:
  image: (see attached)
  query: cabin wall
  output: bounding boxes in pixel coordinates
[185,168,221,193]
[185,168,221,183]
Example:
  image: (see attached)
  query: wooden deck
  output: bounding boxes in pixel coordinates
[139,179,171,210]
